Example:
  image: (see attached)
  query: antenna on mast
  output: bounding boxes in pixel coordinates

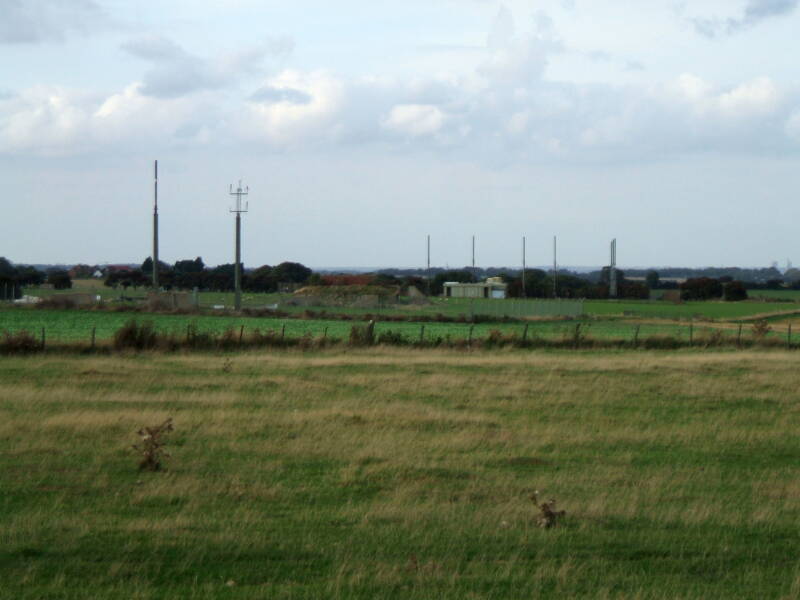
[229,180,249,311]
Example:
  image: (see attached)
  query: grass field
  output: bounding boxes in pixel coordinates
[1,306,779,347]
[2,348,800,598]
[22,281,800,321]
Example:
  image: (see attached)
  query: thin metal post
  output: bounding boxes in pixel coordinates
[472,235,475,270]
[553,236,558,299]
[522,236,526,298]
[153,160,159,290]
[426,234,431,296]
[737,323,743,347]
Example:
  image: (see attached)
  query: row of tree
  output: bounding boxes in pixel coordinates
[0,257,72,299]
[105,257,314,293]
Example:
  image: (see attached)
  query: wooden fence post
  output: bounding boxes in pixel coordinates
[91,326,96,350]
[633,325,640,347]
[239,325,244,345]
[522,323,529,343]
[468,325,474,347]
[737,323,743,347]
[419,325,425,343]
[281,324,286,340]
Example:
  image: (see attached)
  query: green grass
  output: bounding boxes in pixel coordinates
[0,306,751,346]
[2,349,800,598]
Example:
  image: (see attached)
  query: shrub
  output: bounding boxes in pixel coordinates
[377,330,407,345]
[723,281,748,302]
[349,321,375,346]
[751,319,771,340]
[1,330,40,353]
[113,320,158,350]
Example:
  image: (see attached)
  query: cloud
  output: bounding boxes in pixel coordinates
[689,0,798,37]
[240,70,345,146]
[121,34,292,98]
[383,104,445,137]
[0,0,109,44]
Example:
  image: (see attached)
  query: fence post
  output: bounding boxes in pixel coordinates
[419,325,425,343]
[40,327,45,351]
[633,325,640,347]
[788,323,792,349]
[737,323,742,347]
[689,321,694,346]
[323,326,328,341]
[91,326,96,350]
[522,323,528,343]
[468,324,474,347]
[281,324,286,340]
[239,325,244,345]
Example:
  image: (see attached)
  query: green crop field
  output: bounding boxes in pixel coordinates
[0,307,772,347]
[2,349,800,598]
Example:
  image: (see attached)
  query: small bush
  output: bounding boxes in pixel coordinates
[349,321,375,346]
[377,330,407,345]
[113,320,158,350]
[1,330,40,353]
[752,319,771,340]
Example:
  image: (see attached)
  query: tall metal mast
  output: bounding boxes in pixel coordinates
[472,235,475,270]
[609,238,618,298]
[229,180,249,311]
[426,234,431,296]
[553,236,558,299]
[522,236,526,298]
[153,160,159,290]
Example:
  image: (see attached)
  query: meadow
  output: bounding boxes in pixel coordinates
[1,306,786,348]
[25,280,800,321]
[2,348,800,598]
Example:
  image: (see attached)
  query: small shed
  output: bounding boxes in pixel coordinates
[443,277,507,299]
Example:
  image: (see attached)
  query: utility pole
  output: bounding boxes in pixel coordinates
[553,236,558,299]
[229,180,249,311]
[472,235,475,270]
[426,234,431,296]
[152,160,159,290]
[522,236,526,298]
[609,238,618,298]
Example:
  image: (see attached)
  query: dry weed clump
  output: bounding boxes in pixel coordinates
[752,319,772,340]
[532,491,566,529]
[1,330,40,353]
[133,418,174,471]
[113,320,158,350]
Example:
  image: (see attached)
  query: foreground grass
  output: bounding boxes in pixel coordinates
[2,349,800,599]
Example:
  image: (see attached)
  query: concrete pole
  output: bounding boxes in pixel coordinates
[153,160,159,290]
[234,212,242,311]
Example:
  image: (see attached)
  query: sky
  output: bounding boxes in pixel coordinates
[2,0,799,269]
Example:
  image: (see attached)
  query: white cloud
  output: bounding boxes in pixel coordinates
[383,104,445,137]
[241,70,345,146]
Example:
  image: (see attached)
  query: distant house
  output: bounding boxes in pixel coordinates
[443,277,507,299]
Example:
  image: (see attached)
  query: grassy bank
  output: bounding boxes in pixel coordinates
[2,349,800,598]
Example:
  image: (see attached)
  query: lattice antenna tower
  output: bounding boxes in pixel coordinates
[229,180,249,311]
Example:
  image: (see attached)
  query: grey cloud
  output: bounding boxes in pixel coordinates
[691,0,798,37]
[0,0,108,44]
[250,87,311,105]
[122,35,293,98]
